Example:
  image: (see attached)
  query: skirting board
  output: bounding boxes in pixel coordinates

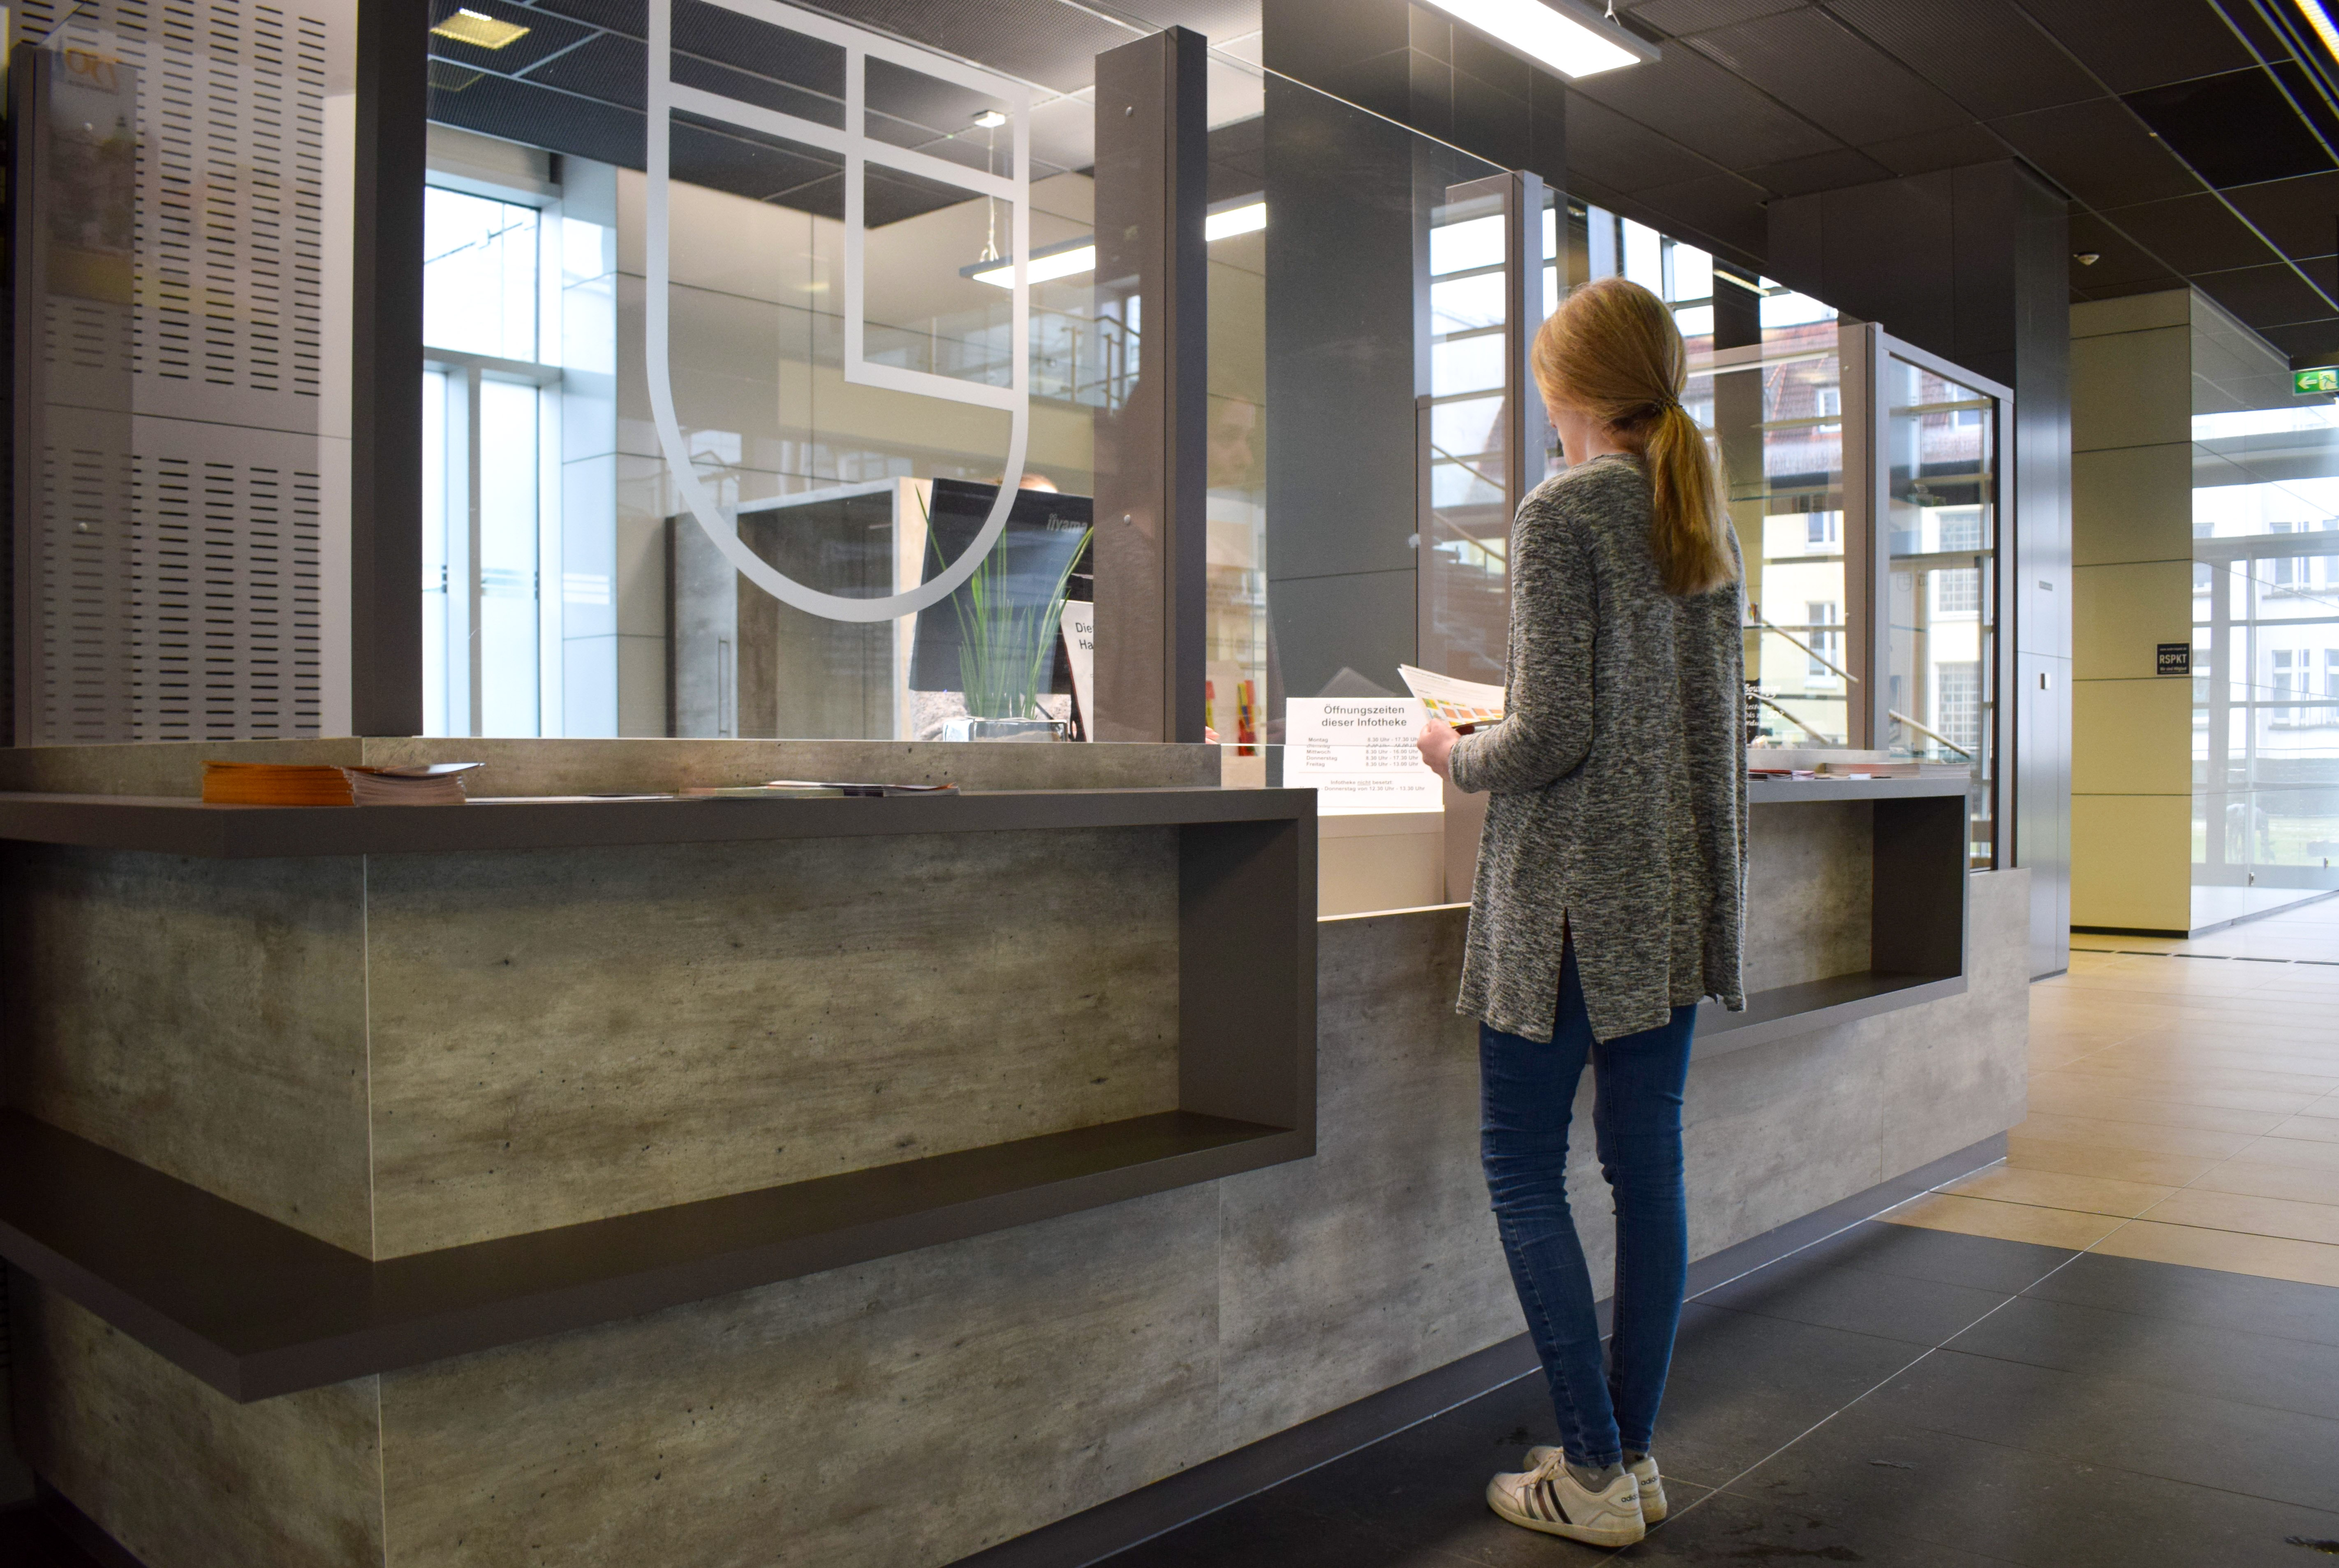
[949,1131,2011,1568]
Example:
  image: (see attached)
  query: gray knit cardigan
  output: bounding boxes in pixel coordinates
[1449,452,1748,1044]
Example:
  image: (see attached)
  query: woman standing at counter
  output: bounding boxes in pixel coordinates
[1417,276,1747,1549]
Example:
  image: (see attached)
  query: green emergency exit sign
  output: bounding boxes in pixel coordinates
[2297,367,2339,395]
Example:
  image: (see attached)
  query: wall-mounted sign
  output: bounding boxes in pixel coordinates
[2295,367,2337,396]
[2156,642,2191,677]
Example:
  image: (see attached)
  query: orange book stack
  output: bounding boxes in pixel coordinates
[201,761,356,806]
[201,761,481,806]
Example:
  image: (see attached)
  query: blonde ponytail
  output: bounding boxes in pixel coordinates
[1532,276,1736,598]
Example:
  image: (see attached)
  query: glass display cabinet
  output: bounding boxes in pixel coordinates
[1689,325,2010,870]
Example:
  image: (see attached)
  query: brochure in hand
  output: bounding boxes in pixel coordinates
[1397,665,1505,733]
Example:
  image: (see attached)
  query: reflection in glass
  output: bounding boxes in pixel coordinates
[1883,356,1997,867]
[1421,175,1527,688]
[1687,339,1852,749]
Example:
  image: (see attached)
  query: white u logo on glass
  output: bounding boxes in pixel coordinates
[645,0,1033,622]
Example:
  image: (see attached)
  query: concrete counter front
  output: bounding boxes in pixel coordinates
[0,742,2025,1568]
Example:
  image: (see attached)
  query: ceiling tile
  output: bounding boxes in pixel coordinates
[2068,208,2187,291]
[1622,0,1807,34]
[430,0,596,75]
[2096,192,2285,276]
[1821,0,2096,119]
[432,71,647,171]
[1569,33,1843,169]
[527,31,649,110]
[2259,319,2339,367]
[1624,170,1772,255]
[2224,170,2339,261]
[530,0,644,37]
[2193,261,2336,328]
[1565,93,1719,194]
[1857,120,2010,176]
[2014,0,2257,93]
[1686,7,1970,145]
[1988,97,2204,208]
[2124,69,2337,188]
[807,0,1142,92]
[1741,145,1895,197]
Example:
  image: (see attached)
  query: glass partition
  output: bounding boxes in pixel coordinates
[423,0,1114,740]
[1881,353,1999,867]
[1687,335,1857,751]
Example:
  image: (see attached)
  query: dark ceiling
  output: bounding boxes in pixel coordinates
[427,0,2339,365]
[1573,0,2339,366]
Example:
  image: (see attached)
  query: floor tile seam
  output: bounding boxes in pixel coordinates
[2113,1207,2339,1251]
[1717,1402,2339,1523]
[2016,1101,2291,1136]
[1923,1334,2339,1427]
[2011,1275,2339,1353]
[1673,1247,2103,1552]
[1936,1186,2166,1221]
[2027,1076,2332,1110]
[2138,1183,2339,1223]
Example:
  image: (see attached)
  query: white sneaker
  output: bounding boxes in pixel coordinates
[1485,1451,1646,1547]
[1525,1447,1667,1523]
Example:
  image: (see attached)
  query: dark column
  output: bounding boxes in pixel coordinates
[1768,161,2072,977]
[353,0,429,736]
[1712,261,1761,353]
[1092,28,1209,744]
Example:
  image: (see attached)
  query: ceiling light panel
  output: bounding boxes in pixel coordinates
[431,7,531,49]
[1416,0,1656,79]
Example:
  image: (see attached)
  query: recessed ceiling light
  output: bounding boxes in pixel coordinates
[965,202,1269,287]
[971,109,1007,129]
[967,239,1097,288]
[2074,252,2101,266]
[431,8,530,49]
[1415,0,1656,79]
[2293,0,2339,60]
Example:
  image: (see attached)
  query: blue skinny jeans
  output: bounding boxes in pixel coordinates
[1480,941,1695,1469]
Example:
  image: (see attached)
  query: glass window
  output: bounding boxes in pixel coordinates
[420,164,564,737]
[1883,355,1999,867]
[2190,369,2339,892]
[1687,337,1853,750]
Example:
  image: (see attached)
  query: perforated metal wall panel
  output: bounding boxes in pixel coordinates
[12,0,352,742]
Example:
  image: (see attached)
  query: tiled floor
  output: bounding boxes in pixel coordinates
[1095,904,2339,1566]
[1100,1221,2339,1566]
[1891,899,2339,1290]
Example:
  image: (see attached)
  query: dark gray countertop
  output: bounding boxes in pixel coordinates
[0,787,1314,858]
[1748,775,1972,804]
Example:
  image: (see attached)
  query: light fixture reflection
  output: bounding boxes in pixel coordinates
[1415,0,1654,79]
[430,7,531,49]
[966,201,1266,289]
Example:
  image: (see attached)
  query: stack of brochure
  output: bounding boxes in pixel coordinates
[201,761,482,806]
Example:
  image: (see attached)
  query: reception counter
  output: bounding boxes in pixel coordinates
[0,740,2027,1568]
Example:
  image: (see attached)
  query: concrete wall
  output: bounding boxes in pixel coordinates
[2070,290,2194,933]
[9,863,2030,1568]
